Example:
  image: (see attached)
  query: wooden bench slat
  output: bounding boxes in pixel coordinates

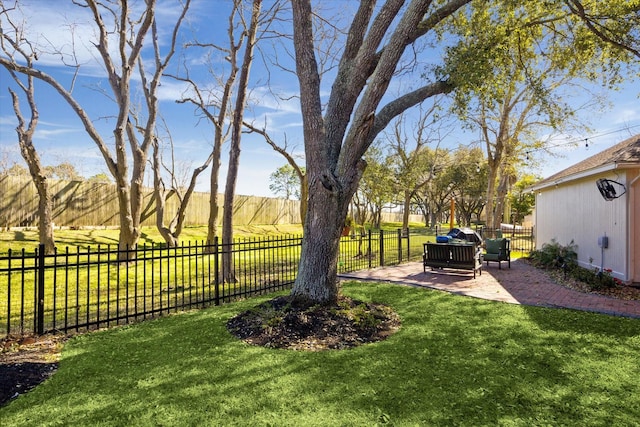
[423,242,482,278]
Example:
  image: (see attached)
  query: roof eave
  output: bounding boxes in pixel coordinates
[529,163,616,192]
[529,162,640,192]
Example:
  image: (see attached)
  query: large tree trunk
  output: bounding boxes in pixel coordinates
[222,158,239,283]
[115,172,140,255]
[35,178,55,253]
[484,148,501,231]
[299,174,309,224]
[485,176,496,231]
[207,154,222,245]
[24,146,55,253]
[291,179,350,305]
[493,170,511,229]
[289,0,468,305]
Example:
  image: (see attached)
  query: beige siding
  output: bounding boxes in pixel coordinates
[535,172,628,280]
[629,171,640,283]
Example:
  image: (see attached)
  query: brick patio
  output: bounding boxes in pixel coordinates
[339,258,640,319]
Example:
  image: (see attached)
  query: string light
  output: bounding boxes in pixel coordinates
[523,123,640,161]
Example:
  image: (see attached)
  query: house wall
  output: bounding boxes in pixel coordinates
[535,172,629,280]
[629,170,640,283]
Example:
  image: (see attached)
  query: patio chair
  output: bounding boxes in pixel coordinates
[483,238,510,269]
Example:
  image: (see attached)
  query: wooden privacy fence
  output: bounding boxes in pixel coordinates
[0,175,300,228]
[0,229,423,338]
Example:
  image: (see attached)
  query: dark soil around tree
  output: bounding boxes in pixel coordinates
[227,295,401,351]
[0,335,66,407]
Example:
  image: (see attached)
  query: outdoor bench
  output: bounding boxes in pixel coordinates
[423,242,483,278]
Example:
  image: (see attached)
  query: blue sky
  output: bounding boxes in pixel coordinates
[0,0,638,198]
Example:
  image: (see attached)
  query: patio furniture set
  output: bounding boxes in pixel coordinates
[422,228,511,278]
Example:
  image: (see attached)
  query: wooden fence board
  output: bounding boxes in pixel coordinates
[0,175,300,228]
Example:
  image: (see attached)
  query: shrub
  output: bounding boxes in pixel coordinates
[529,239,578,269]
[569,266,621,290]
[530,240,622,291]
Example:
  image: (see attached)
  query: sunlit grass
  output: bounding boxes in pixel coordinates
[2,281,639,426]
[0,224,305,254]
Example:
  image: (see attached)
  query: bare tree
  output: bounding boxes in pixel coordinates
[0,4,55,252]
[152,126,213,247]
[169,0,282,257]
[0,0,191,257]
[170,9,240,246]
[220,0,263,283]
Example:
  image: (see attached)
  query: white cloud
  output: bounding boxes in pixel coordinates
[612,107,640,125]
[3,1,198,78]
[157,80,194,102]
[0,115,18,127]
[249,86,301,114]
[34,127,81,140]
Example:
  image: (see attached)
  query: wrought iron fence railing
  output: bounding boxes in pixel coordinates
[1,229,432,338]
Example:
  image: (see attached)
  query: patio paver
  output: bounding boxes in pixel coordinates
[339,258,640,319]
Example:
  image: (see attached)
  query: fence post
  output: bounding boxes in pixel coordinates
[379,230,384,267]
[406,228,411,261]
[397,229,402,263]
[532,225,536,252]
[36,244,45,335]
[368,229,372,269]
[213,237,220,306]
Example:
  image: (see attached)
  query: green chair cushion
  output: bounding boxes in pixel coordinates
[485,238,503,254]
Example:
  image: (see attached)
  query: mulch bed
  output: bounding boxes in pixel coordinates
[227,295,401,351]
[0,335,67,407]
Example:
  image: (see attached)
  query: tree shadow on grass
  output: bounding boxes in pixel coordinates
[2,283,640,425]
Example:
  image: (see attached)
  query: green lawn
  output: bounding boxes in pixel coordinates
[2,281,639,426]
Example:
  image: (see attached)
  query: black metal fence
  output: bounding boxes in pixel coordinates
[476,226,535,253]
[1,229,424,338]
[430,225,535,253]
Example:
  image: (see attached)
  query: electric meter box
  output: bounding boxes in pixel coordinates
[598,236,609,249]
